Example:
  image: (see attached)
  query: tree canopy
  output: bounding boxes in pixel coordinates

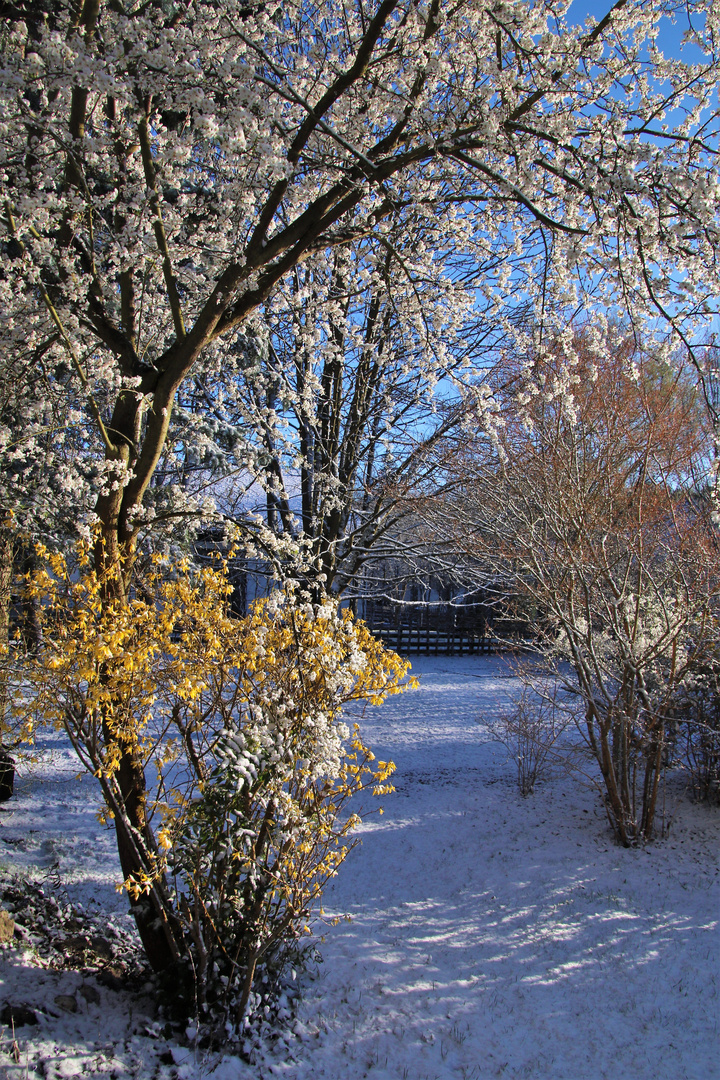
[1,0,718,573]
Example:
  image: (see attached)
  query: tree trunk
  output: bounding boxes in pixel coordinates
[15,543,41,653]
[111,747,182,973]
[93,481,182,973]
[0,527,15,736]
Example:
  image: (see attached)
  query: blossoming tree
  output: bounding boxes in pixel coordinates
[2,0,718,573]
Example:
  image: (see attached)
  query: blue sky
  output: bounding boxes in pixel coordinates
[567,1,707,61]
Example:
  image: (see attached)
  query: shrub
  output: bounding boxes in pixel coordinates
[669,659,720,806]
[487,678,570,795]
[17,545,412,1036]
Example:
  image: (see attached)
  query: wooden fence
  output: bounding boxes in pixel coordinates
[359,599,515,656]
[370,623,500,656]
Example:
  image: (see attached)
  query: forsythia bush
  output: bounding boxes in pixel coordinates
[17,544,413,1036]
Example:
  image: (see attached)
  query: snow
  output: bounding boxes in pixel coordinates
[0,654,718,1080]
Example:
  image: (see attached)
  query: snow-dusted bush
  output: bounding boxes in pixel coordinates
[16,545,411,1035]
[431,335,719,845]
[488,682,570,796]
[162,587,402,1033]
[669,660,720,806]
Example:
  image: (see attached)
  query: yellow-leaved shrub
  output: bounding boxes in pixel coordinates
[17,544,415,1036]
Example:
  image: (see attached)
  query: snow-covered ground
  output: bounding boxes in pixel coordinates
[0,654,718,1080]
